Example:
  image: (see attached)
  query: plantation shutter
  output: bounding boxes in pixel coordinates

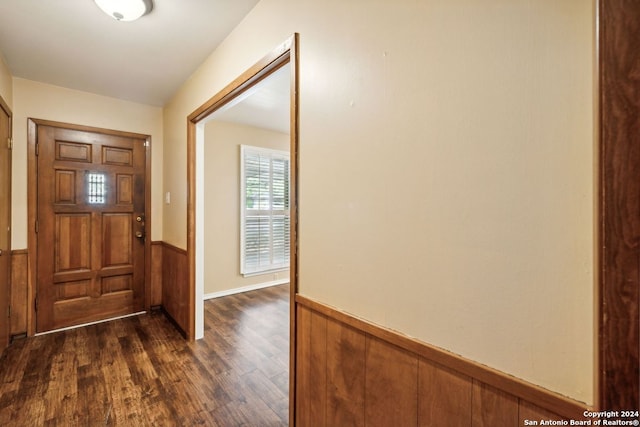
[241,145,290,275]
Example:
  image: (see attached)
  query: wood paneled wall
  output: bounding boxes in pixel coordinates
[295,295,590,427]
[160,242,188,335]
[9,250,27,337]
[150,241,163,307]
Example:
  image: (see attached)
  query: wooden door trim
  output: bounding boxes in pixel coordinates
[27,118,151,140]
[186,34,299,425]
[597,0,640,410]
[0,94,12,352]
[27,118,152,335]
[0,95,11,129]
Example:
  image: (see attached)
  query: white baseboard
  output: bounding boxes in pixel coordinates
[203,278,289,300]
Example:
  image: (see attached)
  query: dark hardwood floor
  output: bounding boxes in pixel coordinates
[0,284,290,426]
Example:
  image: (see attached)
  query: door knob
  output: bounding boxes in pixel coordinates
[135,231,144,238]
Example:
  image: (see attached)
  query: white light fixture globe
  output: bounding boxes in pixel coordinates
[94,0,153,22]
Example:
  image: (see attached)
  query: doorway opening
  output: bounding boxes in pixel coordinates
[198,65,291,307]
[186,35,299,423]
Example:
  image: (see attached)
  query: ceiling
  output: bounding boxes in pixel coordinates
[0,0,260,106]
[211,65,290,134]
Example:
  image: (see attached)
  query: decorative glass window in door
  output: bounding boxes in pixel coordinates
[87,173,106,204]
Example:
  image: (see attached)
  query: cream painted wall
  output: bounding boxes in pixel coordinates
[11,78,163,248]
[0,53,12,108]
[203,120,289,295]
[163,0,595,403]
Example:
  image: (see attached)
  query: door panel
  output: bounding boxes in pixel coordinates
[0,99,11,351]
[36,124,146,332]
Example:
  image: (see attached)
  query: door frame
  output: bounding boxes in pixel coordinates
[597,0,640,410]
[186,34,299,424]
[0,94,12,351]
[26,118,152,336]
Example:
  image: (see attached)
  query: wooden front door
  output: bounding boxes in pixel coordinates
[0,98,11,350]
[35,121,147,332]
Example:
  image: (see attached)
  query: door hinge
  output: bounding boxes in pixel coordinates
[6,305,10,318]
[35,142,39,156]
[34,297,38,312]
[144,140,149,147]
[7,138,12,150]
[35,221,39,234]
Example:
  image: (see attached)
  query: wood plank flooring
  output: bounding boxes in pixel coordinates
[0,284,289,426]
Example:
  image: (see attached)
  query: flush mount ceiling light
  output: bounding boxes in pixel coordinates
[94,0,153,22]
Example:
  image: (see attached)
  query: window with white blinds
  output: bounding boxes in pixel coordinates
[240,145,290,276]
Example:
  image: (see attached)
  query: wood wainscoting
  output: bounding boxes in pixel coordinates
[295,295,590,427]
[160,242,189,336]
[150,241,163,308]
[9,250,28,338]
